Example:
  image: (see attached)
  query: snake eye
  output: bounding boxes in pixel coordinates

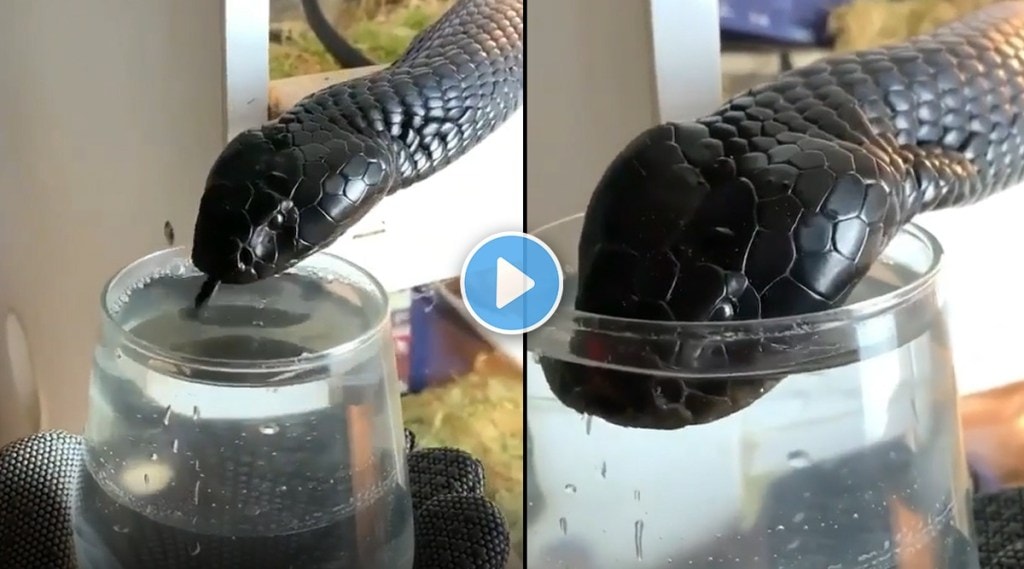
[267,212,286,230]
[239,247,256,268]
[709,300,736,321]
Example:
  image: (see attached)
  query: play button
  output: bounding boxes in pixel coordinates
[461,232,563,335]
[496,257,534,309]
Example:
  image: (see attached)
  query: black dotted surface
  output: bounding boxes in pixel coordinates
[0,429,510,569]
[412,495,509,569]
[0,430,82,569]
[976,489,1024,567]
[408,447,486,511]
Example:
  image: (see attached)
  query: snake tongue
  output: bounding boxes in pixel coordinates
[193,277,220,310]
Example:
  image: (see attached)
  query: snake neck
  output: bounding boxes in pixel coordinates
[389,0,524,188]
[775,3,1024,218]
[290,0,524,193]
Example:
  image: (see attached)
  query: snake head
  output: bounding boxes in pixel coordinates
[191,126,392,284]
[191,130,305,284]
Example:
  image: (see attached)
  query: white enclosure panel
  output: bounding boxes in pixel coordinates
[526,0,722,230]
[916,190,1024,395]
[0,0,267,445]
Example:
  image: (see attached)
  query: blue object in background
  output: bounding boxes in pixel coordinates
[406,285,464,393]
[720,0,852,45]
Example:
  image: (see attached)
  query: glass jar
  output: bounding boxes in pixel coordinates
[72,248,412,569]
[526,215,978,569]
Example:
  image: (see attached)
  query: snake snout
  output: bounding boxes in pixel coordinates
[191,185,247,283]
[191,181,296,285]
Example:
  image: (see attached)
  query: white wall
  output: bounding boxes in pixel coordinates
[0,1,267,445]
[526,0,722,230]
[916,193,1024,395]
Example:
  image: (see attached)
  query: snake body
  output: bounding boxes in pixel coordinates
[191,0,523,289]
[546,3,1024,429]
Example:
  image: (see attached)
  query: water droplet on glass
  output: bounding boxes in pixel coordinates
[113,524,130,534]
[584,414,593,435]
[634,519,645,561]
[564,483,577,494]
[775,525,785,532]
[193,481,201,505]
[634,490,641,502]
[189,542,201,556]
[786,450,812,468]
[259,423,280,435]
[162,406,172,426]
[143,473,150,486]
[172,439,179,453]
[149,453,158,461]
[114,349,123,360]
[244,504,262,516]
[600,461,607,478]
[192,406,200,421]
[558,517,568,535]
[195,460,201,472]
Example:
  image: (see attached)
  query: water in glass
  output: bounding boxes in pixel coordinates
[73,257,412,569]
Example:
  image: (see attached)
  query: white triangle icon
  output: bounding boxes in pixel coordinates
[495,257,535,309]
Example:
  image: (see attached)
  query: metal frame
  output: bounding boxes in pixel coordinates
[225,0,271,140]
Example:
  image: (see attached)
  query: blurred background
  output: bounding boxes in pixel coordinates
[720,0,1003,96]
[268,0,454,78]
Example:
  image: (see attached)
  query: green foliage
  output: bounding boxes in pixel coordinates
[270,32,339,79]
[269,1,451,80]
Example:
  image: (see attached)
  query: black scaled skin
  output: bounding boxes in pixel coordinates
[0,430,513,569]
[191,0,523,287]
[546,3,1024,429]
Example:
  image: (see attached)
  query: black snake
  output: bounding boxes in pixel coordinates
[190,0,523,304]
[542,3,1024,429]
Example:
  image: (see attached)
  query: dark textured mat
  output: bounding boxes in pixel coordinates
[976,488,1024,567]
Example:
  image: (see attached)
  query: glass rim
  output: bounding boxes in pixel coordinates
[529,213,944,341]
[100,246,392,374]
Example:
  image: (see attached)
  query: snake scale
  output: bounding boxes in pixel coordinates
[190,0,523,303]
[542,2,1024,429]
